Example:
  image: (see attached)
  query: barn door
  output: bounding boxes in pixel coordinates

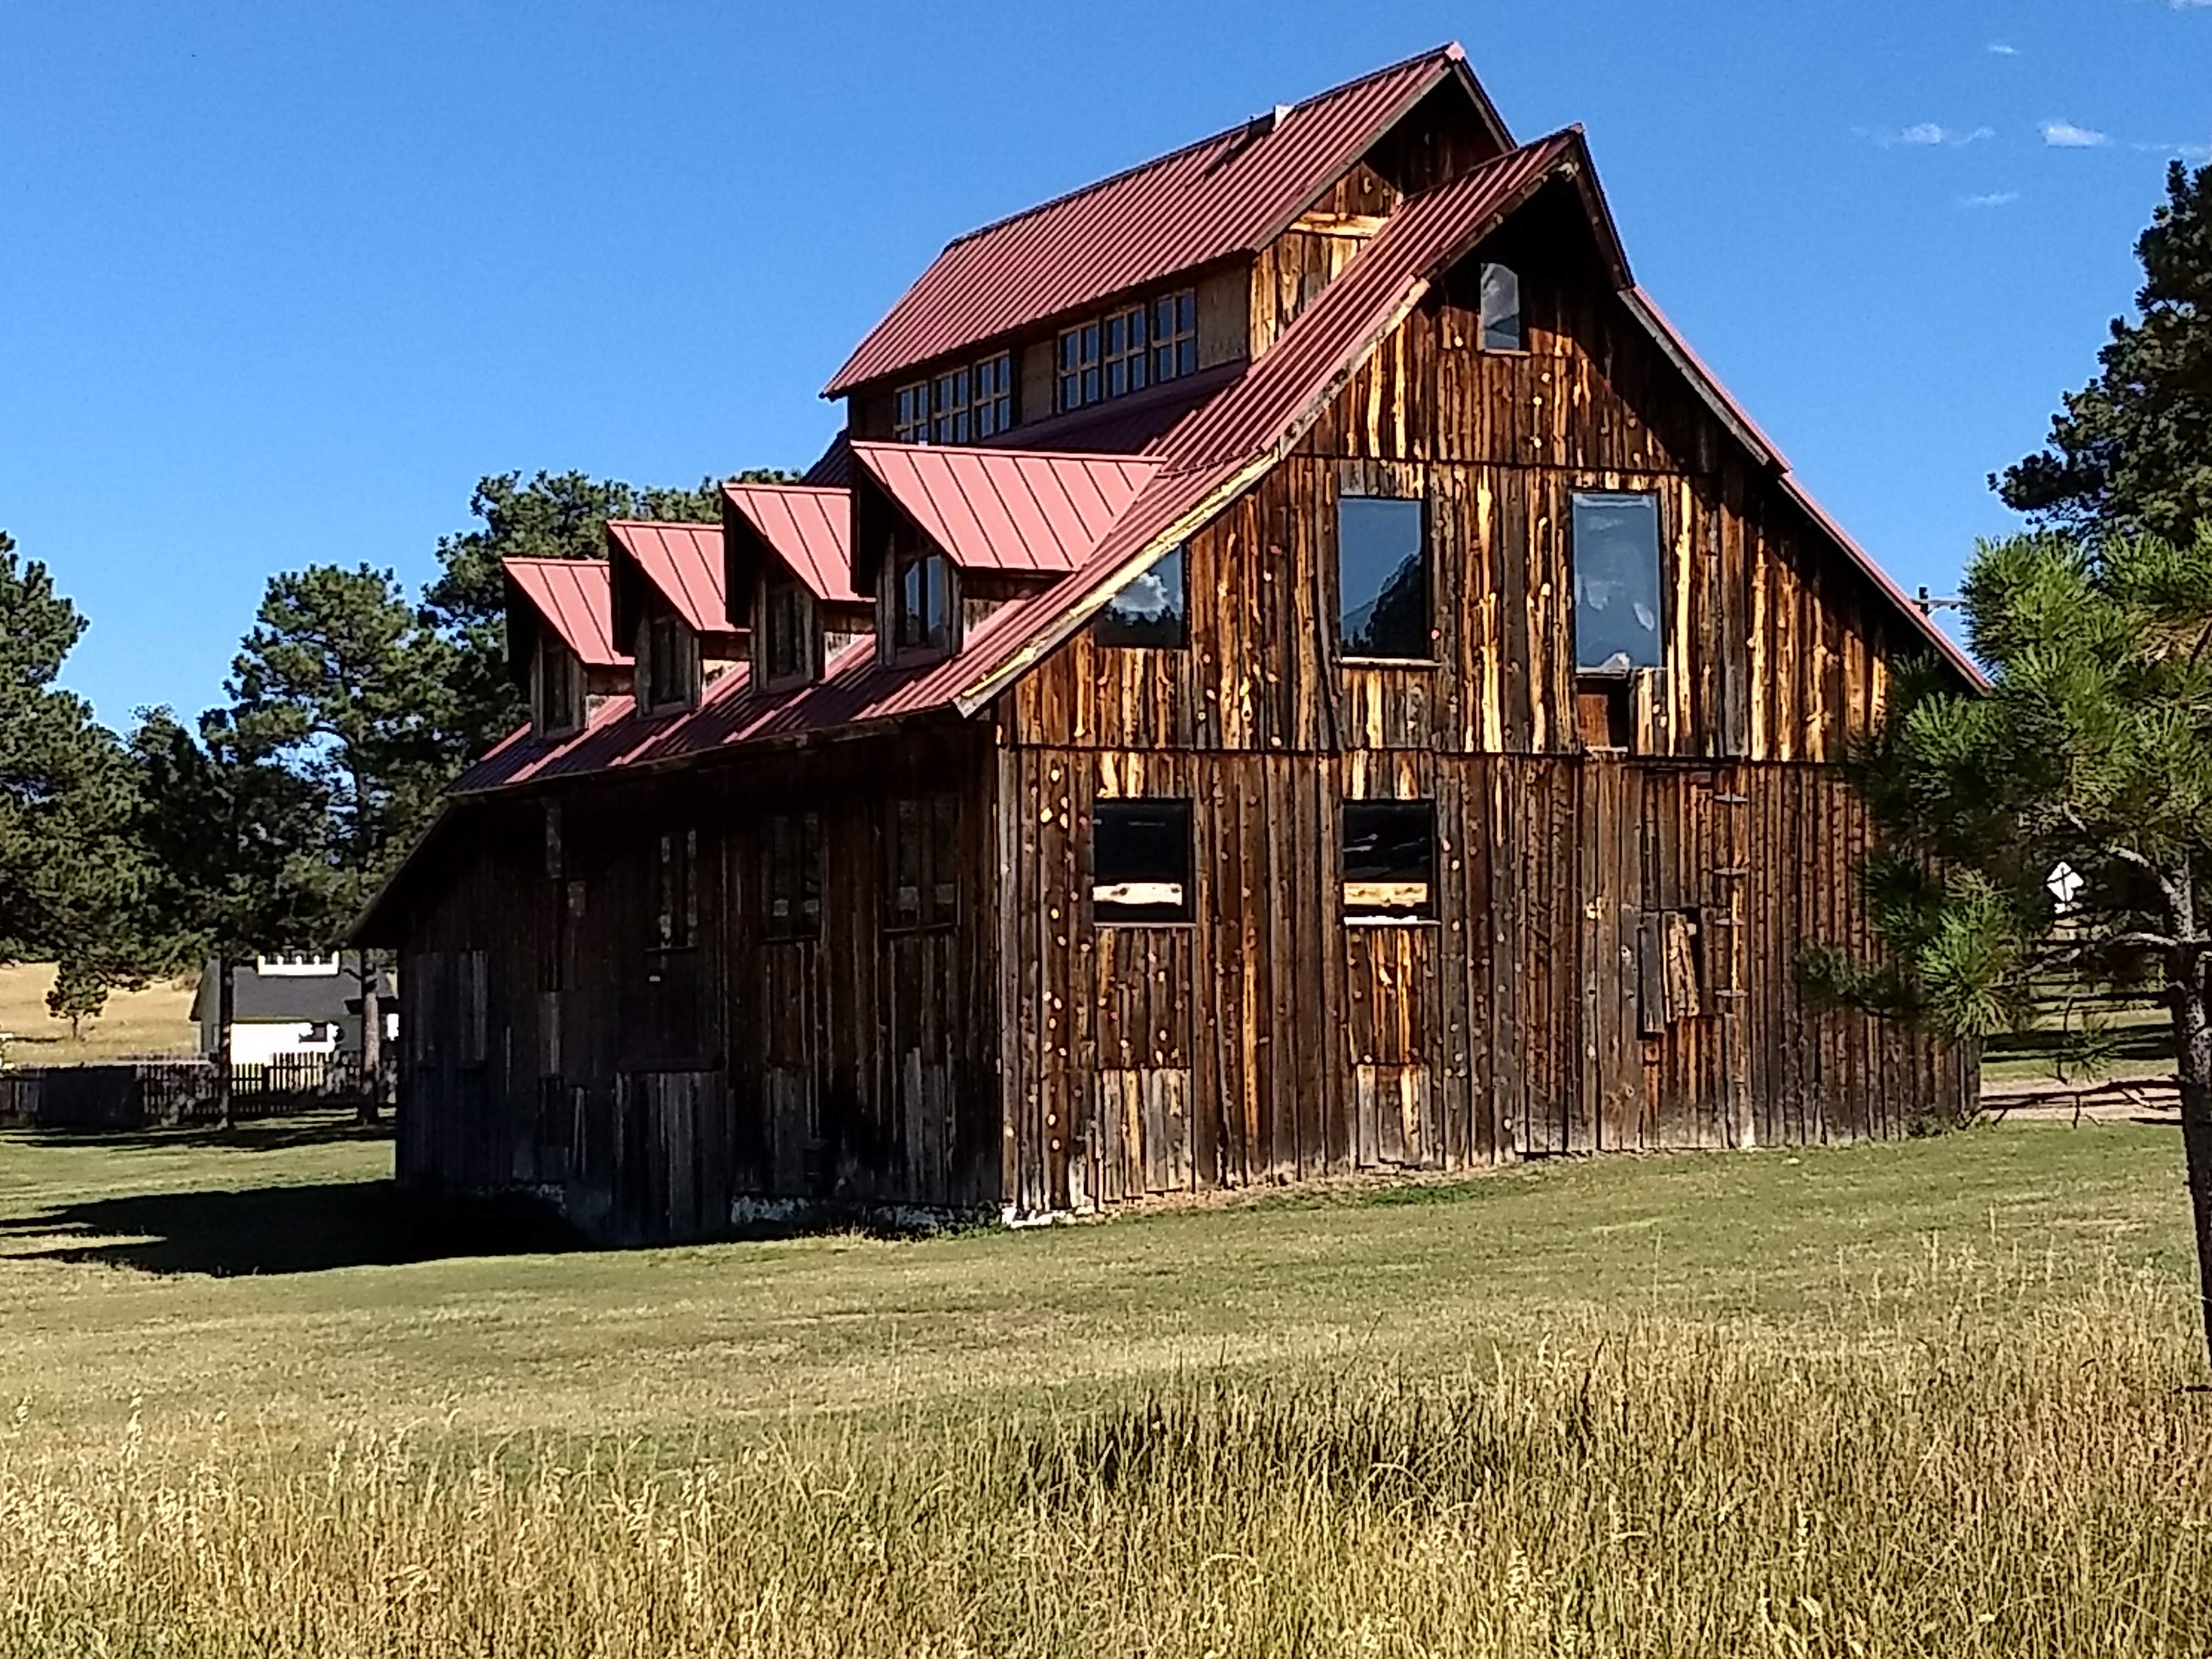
[1577,755,1643,1151]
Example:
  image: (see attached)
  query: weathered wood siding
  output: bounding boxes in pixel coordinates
[396,724,1004,1240]
[995,206,1973,1212]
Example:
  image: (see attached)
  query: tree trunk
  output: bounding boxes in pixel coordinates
[2176,965,2212,1373]
[358,953,382,1126]
[216,957,235,1133]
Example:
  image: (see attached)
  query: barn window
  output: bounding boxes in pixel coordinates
[1060,289,1197,411]
[895,352,1012,444]
[1091,799,1193,924]
[1479,262,1522,351]
[654,828,697,950]
[1338,496,1430,660]
[641,611,698,712]
[888,794,960,930]
[1573,492,1663,673]
[763,574,810,682]
[1093,544,1188,648]
[892,551,953,652]
[763,812,821,942]
[535,640,582,735]
[1341,800,1435,921]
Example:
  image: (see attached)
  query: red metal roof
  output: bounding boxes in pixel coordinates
[503,557,625,667]
[823,45,1505,397]
[722,483,861,604]
[850,442,1163,574]
[606,520,726,635]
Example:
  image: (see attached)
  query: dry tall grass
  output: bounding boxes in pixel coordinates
[5,1268,2207,1658]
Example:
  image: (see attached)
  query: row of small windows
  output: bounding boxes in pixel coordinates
[1091,799,1436,926]
[1059,290,1197,413]
[894,352,1015,445]
[1089,488,1662,673]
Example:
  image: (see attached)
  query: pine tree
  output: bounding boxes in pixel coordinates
[46,960,109,1042]
[1808,528,2212,1366]
[225,565,455,1119]
[1996,160,2212,540]
[0,532,146,970]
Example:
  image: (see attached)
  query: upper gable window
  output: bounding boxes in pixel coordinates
[895,352,1013,444]
[1341,800,1436,923]
[762,812,821,943]
[763,574,810,683]
[893,550,953,653]
[1059,289,1197,411]
[1479,262,1522,351]
[1572,492,1663,673]
[1337,496,1430,661]
[1093,544,1187,649]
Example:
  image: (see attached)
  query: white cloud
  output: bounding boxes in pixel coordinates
[1960,191,2023,208]
[2041,120,2111,148]
[2134,139,2212,162]
[1986,42,2019,55]
[1870,122,1995,148]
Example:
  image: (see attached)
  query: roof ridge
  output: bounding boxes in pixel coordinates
[502,554,608,567]
[935,44,1460,255]
[606,517,724,532]
[721,481,849,496]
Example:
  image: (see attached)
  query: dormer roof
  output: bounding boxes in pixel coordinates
[849,442,1161,576]
[822,43,1509,397]
[502,557,625,668]
[722,482,861,605]
[605,520,726,634]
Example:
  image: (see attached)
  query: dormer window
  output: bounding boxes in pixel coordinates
[1059,289,1197,411]
[762,574,811,685]
[533,640,583,736]
[638,611,700,713]
[1479,262,1522,351]
[894,352,1013,443]
[891,550,953,653]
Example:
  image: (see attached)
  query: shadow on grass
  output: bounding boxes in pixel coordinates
[0,1181,583,1276]
[1,1114,397,1156]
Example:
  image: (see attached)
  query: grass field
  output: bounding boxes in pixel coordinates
[0,962,199,1063]
[1,1114,2207,1655]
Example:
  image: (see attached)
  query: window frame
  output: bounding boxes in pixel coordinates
[760,572,814,686]
[886,793,961,932]
[761,811,822,943]
[1477,261,1524,352]
[1091,798,1196,927]
[1335,493,1434,664]
[1092,543,1189,650]
[534,637,583,736]
[1340,799,1438,925]
[1570,489,1666,677]
[639,608,699,713]
[653,827,698,952]
[894,351,1013,444]
[889,548,955,657]
[1059,287,1197,413]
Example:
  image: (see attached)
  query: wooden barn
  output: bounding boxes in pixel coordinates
[358,44,1979,1243]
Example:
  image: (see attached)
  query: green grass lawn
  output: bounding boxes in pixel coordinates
[0,1109,2195,1448]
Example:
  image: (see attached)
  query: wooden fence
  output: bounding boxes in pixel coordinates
[0,1054,393,1130]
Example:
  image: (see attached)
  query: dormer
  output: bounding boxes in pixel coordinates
[605,521,744,716]
[820,45,1512,444]
[848,442,1161,669]
[501,557,630,738]
[722,482,872,691]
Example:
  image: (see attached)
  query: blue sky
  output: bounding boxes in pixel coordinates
[3,1,2204,727]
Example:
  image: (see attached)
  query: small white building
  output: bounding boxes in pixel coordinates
[189,953,398,1065]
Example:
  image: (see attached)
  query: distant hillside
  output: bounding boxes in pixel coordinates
[0,964,199,1064]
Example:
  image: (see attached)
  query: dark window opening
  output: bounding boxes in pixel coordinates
[1342,800,1435,921]
[537,642,580,734]
[655,827,698,950]
[888,793,960,930]
[1092,799,1194,925]
[763,812,821,942]
[1338,495,1430,660]
[644,612,696,710]
[1093,544,1188,648]
[1572,492,1663,673]
[764,576,810,681]
[893,551,953,652]
[1479,262,1522,351]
